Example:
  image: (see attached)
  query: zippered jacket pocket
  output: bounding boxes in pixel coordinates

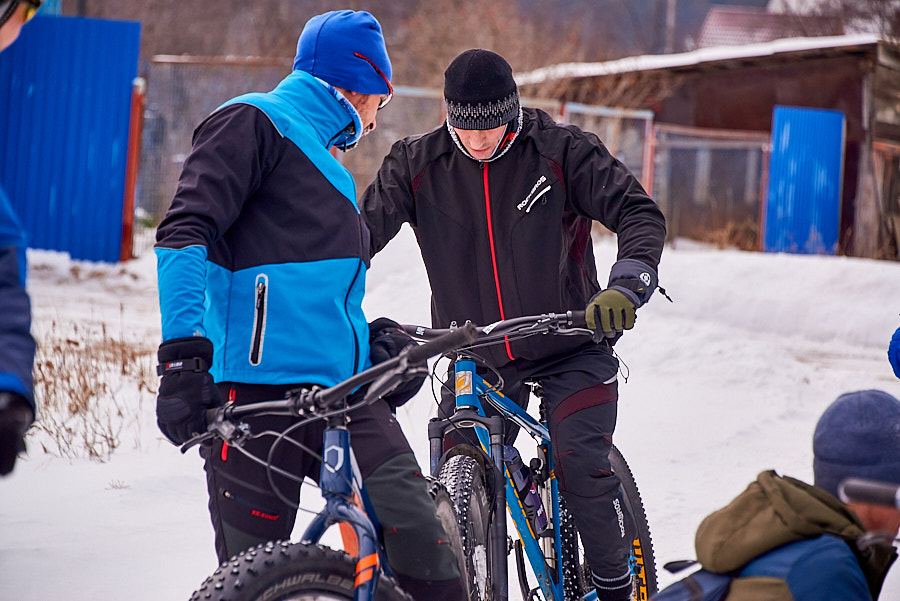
[249,274,268,366]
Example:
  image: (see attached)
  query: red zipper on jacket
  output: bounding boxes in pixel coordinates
[482,163,515,362]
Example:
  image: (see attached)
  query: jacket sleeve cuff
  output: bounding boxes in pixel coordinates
[607,259,658,308]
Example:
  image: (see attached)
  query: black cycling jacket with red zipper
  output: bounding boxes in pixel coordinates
[362,107,666,368]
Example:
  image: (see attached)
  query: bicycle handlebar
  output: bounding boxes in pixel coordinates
[182,323,479,452]
[403,310,589,343]
[406,322,481,363]
[839,477,900,509]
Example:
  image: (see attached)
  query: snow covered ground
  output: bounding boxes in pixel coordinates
[2,228,899,600]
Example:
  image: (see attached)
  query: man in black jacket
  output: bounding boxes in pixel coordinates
[362,49,667,601]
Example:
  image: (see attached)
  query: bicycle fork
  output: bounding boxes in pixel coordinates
[429,412,510,601]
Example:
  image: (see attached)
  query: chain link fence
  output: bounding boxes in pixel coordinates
[651,124,771,249]
[135,56,774,256]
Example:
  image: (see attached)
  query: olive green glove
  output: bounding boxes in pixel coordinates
[585,289,636,339]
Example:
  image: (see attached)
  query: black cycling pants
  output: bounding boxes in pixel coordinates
[201,382,464,601]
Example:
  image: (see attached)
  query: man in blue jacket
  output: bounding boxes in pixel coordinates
[154,11,464,601]
[0,0,42,476]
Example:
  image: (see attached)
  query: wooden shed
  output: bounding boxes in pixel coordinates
[518,34,900,260]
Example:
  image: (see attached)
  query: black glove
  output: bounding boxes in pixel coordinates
[156,336,222,445]
[586,288,636,339]
[0,392,34,476]
[369,317,426,409]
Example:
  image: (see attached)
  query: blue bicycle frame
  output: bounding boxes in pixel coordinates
[300,425,389,601]
[429,358,598,601]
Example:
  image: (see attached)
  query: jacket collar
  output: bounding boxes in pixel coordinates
[446,104,523,163]
[269,70,364,150]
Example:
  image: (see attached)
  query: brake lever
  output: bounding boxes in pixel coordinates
[179,410,251,454]
[180,430,216,454]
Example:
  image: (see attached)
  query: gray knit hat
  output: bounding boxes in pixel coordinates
[813,389,900,497]
[444,49,519,130]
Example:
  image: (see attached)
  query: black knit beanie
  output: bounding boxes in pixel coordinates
[444,49,519,130]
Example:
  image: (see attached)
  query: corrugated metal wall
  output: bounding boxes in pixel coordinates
[764,105,846,254]
[0,15,140,262]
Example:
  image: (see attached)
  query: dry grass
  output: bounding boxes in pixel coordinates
[701,219,760,252]
[31,317,157,462]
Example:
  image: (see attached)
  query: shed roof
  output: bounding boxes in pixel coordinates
[696,6,842,48]
[516,33,883,86]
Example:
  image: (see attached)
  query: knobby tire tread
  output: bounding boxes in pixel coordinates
[610,444,658,598]
[438,454,492,601]
[188,540,411,601]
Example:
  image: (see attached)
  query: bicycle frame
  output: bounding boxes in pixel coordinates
[299,424,387,601]
[180,323,479,601]
[428,358,598,601]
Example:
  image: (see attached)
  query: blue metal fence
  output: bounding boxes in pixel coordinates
[0,15,140,262]
[763,105,846,254]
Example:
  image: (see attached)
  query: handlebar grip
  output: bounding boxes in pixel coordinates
[406,323,479,364]
[206,407,221,424]
[839,477,900,509]
[569,309,587,327]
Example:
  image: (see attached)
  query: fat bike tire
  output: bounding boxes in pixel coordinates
[610,444,658,599]
[188,540,411,601]
[558,497,589,601]
[437,454,493,601]
[429,478,469,596]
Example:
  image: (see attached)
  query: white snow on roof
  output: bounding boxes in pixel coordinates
[516,33,883,85]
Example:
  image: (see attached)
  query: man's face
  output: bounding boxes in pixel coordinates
[347,92,384,138]
[0,2,28,52]
[454,124,506,160]
[848,502,900,535]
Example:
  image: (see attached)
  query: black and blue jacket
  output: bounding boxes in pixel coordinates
[0,185,35,409]
[155,71,372,387]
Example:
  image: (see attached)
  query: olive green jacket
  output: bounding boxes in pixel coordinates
[695,470,896,600]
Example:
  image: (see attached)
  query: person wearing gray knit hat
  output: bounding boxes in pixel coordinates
[657,391,900,601]
[814,389,900,498]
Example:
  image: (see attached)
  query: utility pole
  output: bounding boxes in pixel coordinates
[665,0,676,53]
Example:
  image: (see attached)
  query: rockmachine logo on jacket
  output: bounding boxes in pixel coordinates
[517,175,551,213]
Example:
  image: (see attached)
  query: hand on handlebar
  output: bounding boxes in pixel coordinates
[585,289,635,341]
[156,337,223,445]
[369,317,427,408]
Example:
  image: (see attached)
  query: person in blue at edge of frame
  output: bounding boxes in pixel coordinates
[362,49,668,601]
[889,324,900,378]
[0,0,43,476]
[684,390,900,600]
[153,10,465,601]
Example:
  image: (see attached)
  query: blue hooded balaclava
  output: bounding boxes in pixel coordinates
[293,10,392,96]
